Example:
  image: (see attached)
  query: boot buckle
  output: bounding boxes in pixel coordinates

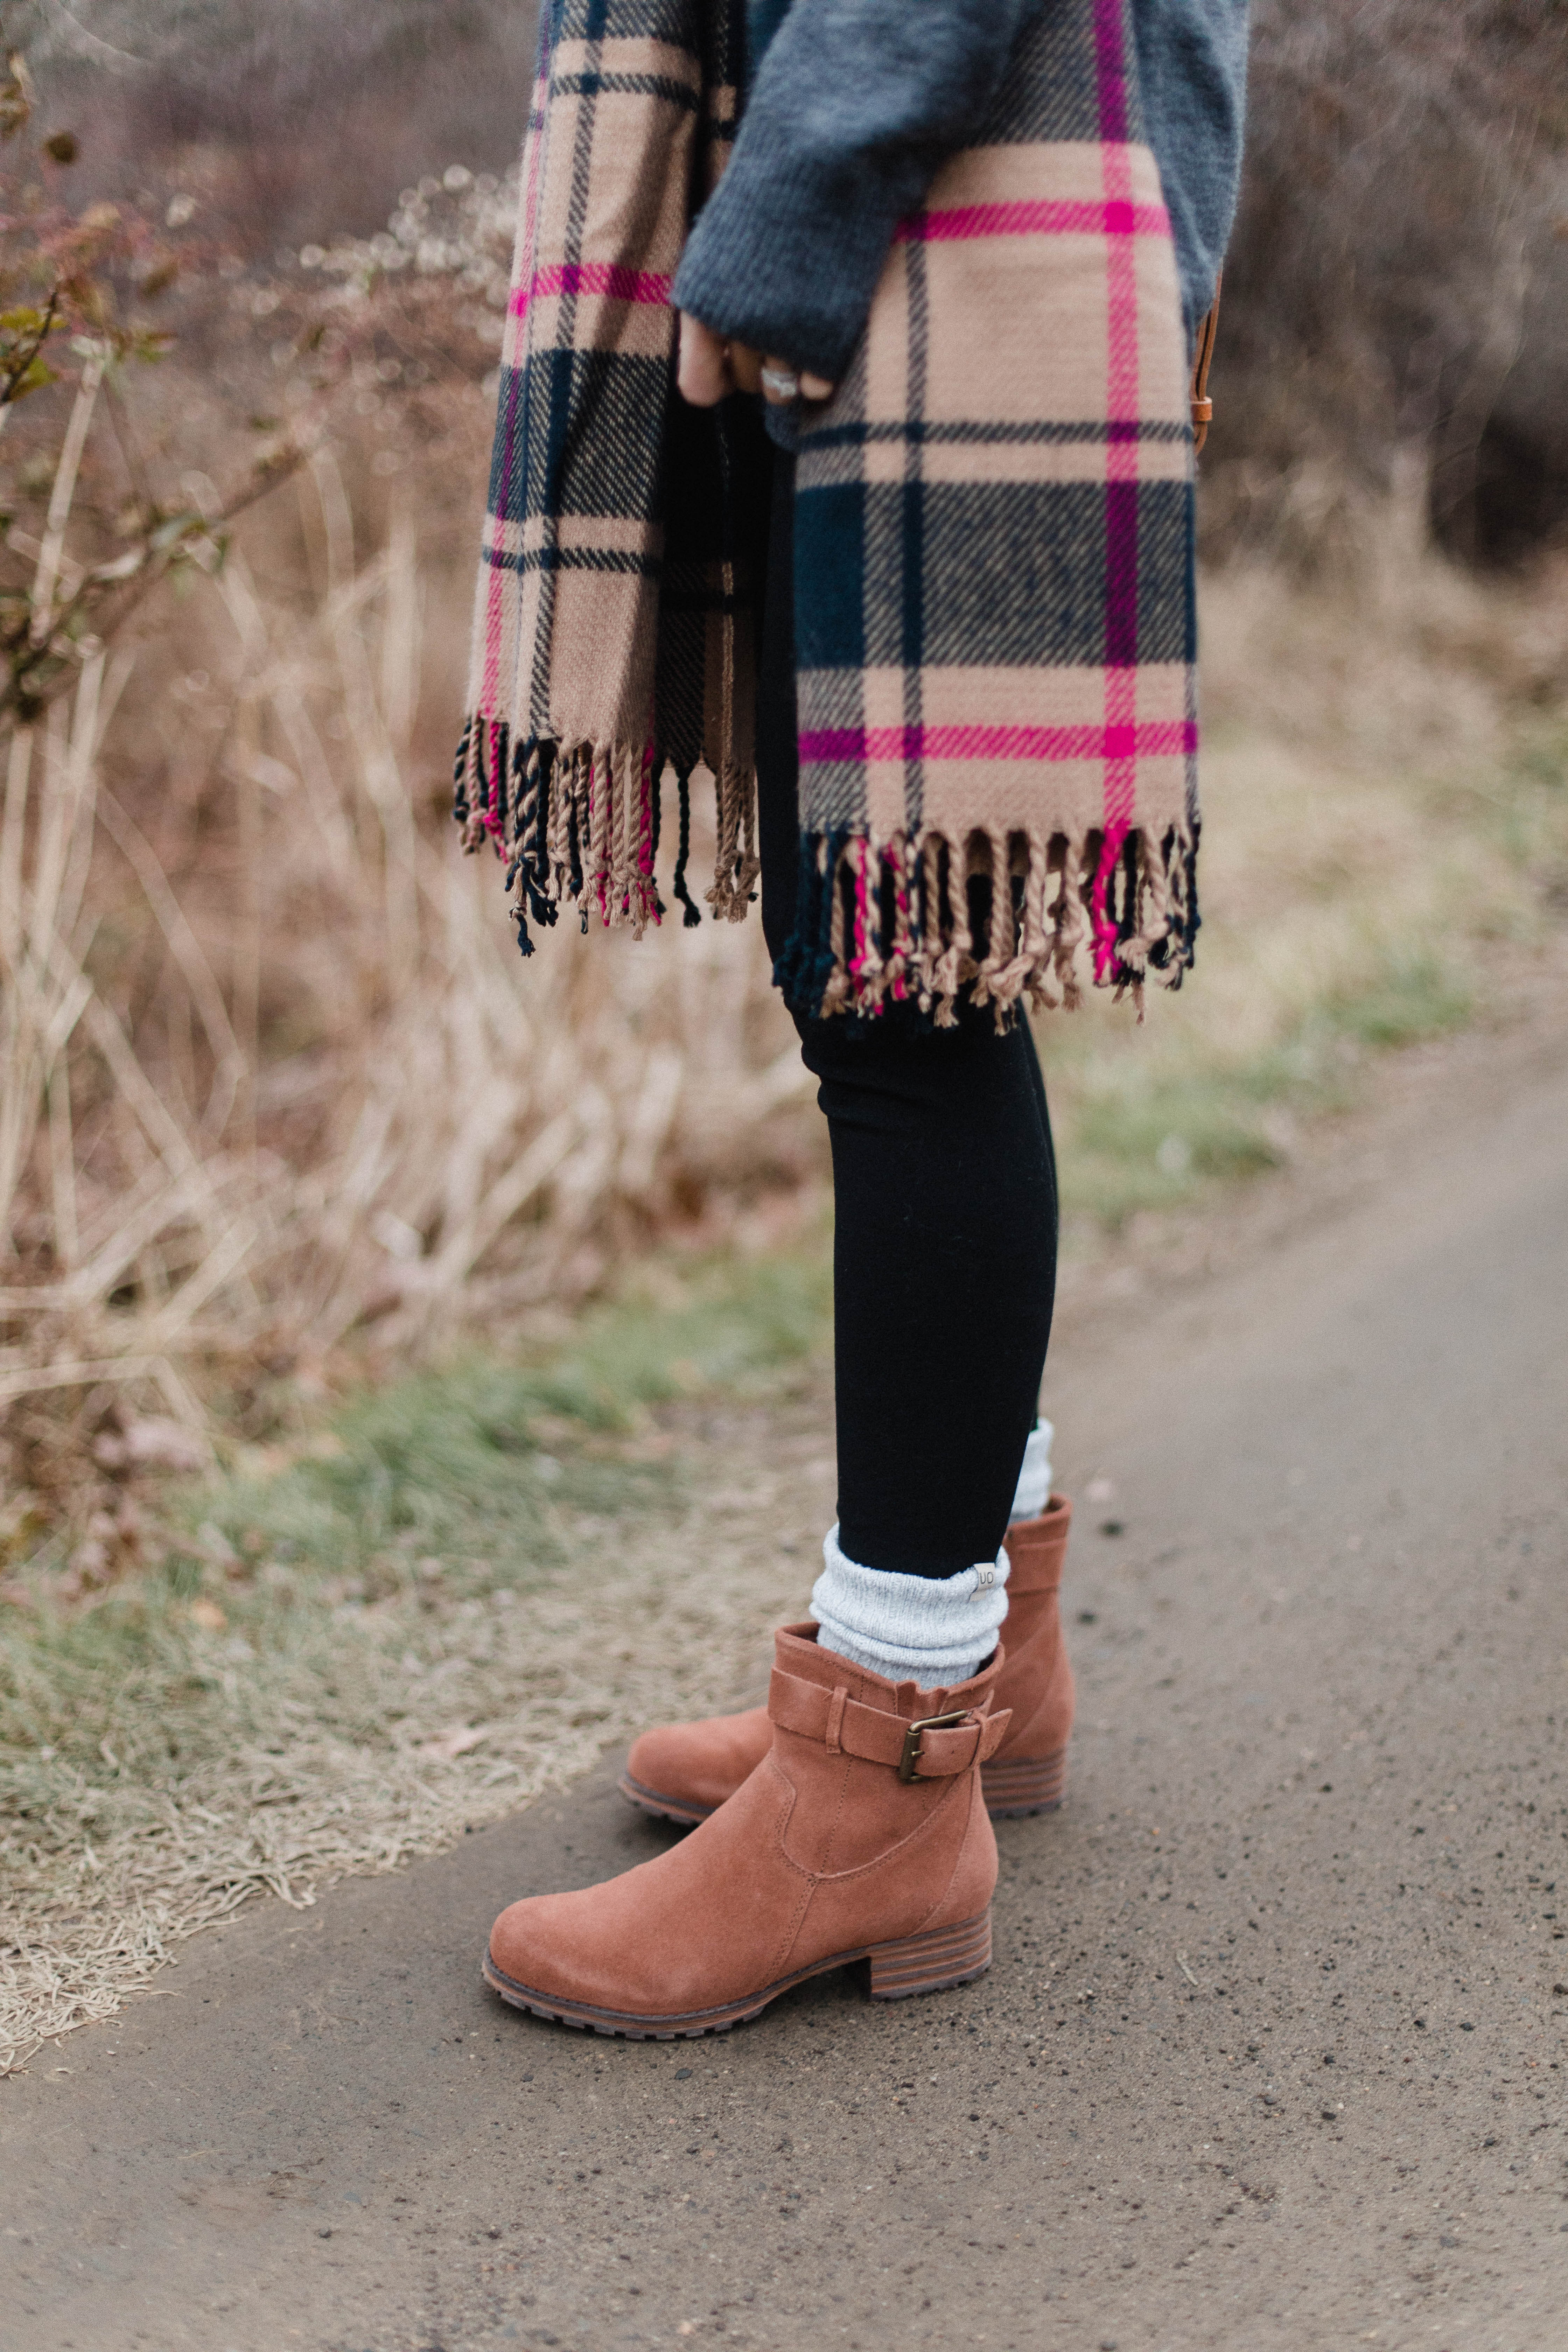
[898,1710,971,1783]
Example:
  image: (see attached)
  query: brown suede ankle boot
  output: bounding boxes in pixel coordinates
[618,1496,1076,1826]
[485,1624,1009,2037]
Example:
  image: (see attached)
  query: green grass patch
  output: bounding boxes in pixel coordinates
[6,1241,832,1700]
[189,1245,832,1595]
[1049,940,1474,1230]
[1,1238,832,1811]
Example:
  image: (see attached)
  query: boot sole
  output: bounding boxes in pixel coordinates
[618,1749,1067,1829]
[482,1909,992,2039]
[616,1769,712,1828]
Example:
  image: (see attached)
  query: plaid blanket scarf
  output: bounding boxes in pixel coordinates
[456,0,1199,1021]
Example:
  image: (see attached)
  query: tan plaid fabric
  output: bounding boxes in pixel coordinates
[781,0,1198,1019]
[459,0,1199,1022]
[455,0,763,945]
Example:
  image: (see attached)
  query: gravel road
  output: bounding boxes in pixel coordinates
[4,1008,1567,2352]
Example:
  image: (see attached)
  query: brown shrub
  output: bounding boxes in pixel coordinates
[1217,0,1568,565]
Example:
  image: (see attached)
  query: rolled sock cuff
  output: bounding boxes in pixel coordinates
[1009,1418,1055,1523]
[810,1525,1010,1688]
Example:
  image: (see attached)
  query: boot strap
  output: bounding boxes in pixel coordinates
[768,1667,1011,1779]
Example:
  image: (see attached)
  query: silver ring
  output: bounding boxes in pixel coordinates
[760,363,800,403]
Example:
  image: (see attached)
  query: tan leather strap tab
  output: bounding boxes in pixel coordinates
[1189,269,1222,455]
[768,1665,1009,1778]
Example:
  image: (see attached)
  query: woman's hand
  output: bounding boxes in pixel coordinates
[677,312,833,408]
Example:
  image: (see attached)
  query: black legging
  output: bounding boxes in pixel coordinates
[756,453,1058,1580]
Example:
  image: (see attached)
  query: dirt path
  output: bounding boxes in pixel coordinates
[3,1000,1568,2352]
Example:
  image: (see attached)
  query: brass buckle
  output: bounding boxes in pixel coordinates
[897,1710,971,1783]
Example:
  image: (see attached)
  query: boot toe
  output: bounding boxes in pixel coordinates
[488,1888,613,2010]
[624,1721,695,1795]
[624,1705,771,1815]
[486,1847,742,2021]
[486,1764,798,2026]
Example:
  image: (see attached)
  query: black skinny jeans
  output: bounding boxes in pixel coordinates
[756,454,1058,1579]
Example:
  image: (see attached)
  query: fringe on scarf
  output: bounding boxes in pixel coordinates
[454,719,1196,1021]
[772,820,1200,1028]
[453,718,760,952]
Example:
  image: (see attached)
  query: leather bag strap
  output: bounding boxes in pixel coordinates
[1189,269,1222,455]
[768,1666,1011,1779]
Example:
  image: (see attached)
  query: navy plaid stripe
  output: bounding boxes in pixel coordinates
[985,10,1106,146]
[554,70,701,106]
[484,545,663,577]
[489,353,668,522]
[795,481,1193,671]
[489,355,668,522]
[525,0,610,721]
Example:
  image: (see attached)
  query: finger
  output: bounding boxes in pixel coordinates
[677,313,731,407]
[799,372,835,402]
[728,343,764,396]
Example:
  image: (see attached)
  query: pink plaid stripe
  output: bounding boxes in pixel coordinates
[897,194,1170,244]
[799,721,1196,765]
[512,260,674,315]
[1092,0,1143,976]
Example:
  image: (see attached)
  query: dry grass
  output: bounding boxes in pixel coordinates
[1,136,822,1542]
[0,437,816,1559]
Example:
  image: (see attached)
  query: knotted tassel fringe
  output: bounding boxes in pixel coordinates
[457,719,1198,1014]
[774,822,1199,1027]
[455,725,760,953]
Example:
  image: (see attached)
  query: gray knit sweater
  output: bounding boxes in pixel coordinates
[673,0,1249,382]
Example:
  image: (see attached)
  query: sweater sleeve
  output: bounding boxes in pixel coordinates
[1133,0,1249,346]
[671,0,1041,382]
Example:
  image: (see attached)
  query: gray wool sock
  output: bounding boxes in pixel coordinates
[1009,1418,1055,1522]
[810,1419,1054,1688]
[810,1525,1010,1691]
